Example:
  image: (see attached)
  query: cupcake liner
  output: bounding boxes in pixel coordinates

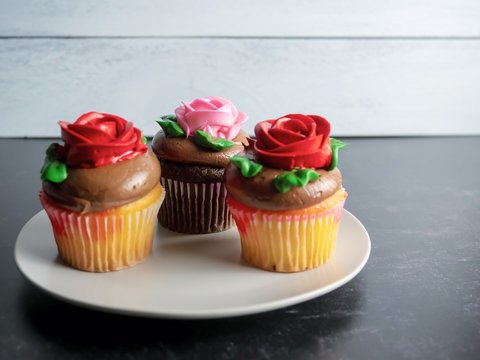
[159,177,232,233]
[39,184,164,272]
[227,191,347,272]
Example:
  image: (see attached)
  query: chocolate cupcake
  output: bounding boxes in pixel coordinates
[152,96,248,233]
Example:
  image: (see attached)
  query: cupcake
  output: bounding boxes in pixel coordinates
[39,112,164,272]
[152,96,248,233]
[225,114,347,272]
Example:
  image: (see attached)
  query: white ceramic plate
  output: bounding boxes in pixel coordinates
[15,210,370,319]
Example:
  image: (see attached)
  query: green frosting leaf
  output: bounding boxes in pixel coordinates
[273,168,320,193]
[41,143,68,183]
[328,137,347,170]
[41,161,68,183]
[45,143,57,161]
[160,114,177,122]
[193,130,235,151]
[156,115,186,137]
[142,134,148,144]
[230,155,263,178]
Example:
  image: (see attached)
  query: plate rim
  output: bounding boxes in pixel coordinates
[14,209,370,319]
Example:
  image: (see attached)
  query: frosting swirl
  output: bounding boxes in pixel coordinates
[254,114,332,170]
[225,151,342,210]
[60,112,147,168]
[42,151,161,213]
[152,130,249,168]
[175,96,247,139]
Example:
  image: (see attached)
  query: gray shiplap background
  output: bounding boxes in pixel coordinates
[1,0,479,137]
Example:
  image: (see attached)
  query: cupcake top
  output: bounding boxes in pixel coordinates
[41,112,161,212]
[224,114,346,211]
[152,96,249,168]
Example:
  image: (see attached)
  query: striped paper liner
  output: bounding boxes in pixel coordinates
[39,185,164,272]
[159,177,232,233]
[227,194,346,273]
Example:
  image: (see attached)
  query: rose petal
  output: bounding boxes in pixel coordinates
[309,115,331,137]
[276,114,313,126]
[175,101,191,116]
[175,104,187,119]
[190,98,219,111]
[68,124,116,143]
[308,121,317,137]
[222,123,243,140]
[276,114,319,137]
[214,127,230,139]
[185,110,236,127]
[174,106,189,134]
[177,110,235,138]
[66,144,130,167]
[197,108,245,139]
[72,138,137,150]
[98,120,119,137]
[255,120,284,150]
[180,101,196,114]
[75,112,105,125]
[175,108,192,136]
[96,119,119,137]
[237,111,248,123]
[270,135,323,154]
[269,128,306,145]
[205,96,229,105]
[60,121,93,144]
[285,119,310,134]
[75,112,128,133]
[216,102,239,118]
[133,127,147,150]
[275,117,307,133]
[255,143,332,170]
[115,122,136,143]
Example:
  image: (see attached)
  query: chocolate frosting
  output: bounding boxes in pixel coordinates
[224,153,343,211]
[152,130,249,167]
[42,151,161,213]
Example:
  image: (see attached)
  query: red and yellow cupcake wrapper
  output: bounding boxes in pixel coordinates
[159,177,232,233]
[39,183,164,272]
[227,189,347,272]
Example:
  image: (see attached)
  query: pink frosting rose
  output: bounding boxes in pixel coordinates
[175,96,247,140]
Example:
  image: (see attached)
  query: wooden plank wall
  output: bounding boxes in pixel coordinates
[1,0,479,137]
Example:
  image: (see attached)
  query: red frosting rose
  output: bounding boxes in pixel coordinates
[59,112,148,168]
[254,114,332,169]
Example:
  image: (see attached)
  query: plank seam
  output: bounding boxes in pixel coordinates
[1,35,480,40]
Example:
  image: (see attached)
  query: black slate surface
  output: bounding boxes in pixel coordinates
[1,137,479,360]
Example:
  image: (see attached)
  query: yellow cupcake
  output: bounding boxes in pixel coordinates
[39,112,163,272]
[40,184,163,272]
[227,189,346,272]
[225,114,347,273]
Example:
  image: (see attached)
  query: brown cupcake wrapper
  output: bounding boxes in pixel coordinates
[159,177,232,233]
